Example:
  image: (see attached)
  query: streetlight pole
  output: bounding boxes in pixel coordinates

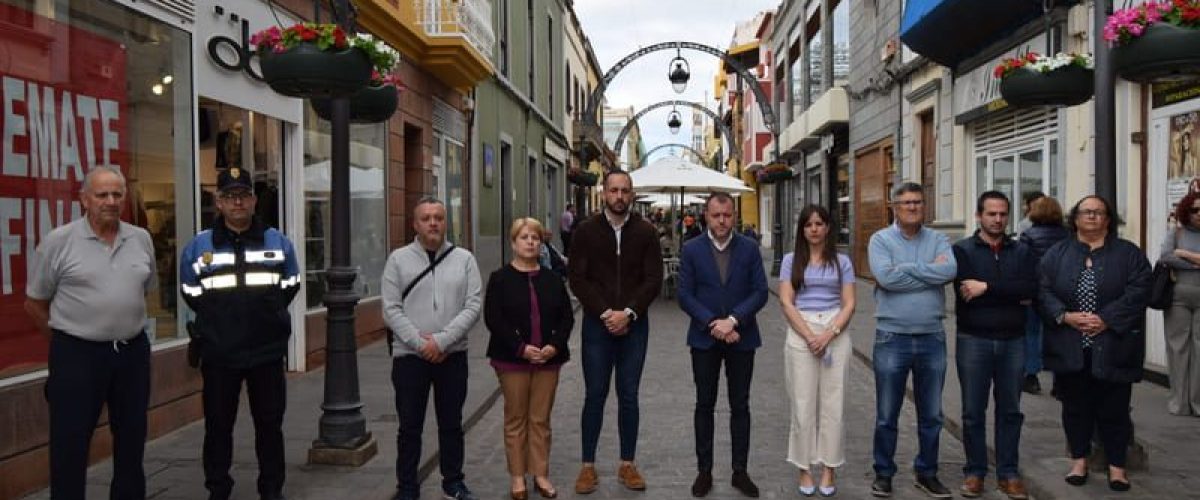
[1094,0,1117,208]
[308,0,377,466]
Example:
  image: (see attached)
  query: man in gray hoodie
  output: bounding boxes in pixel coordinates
[382,197,482,500]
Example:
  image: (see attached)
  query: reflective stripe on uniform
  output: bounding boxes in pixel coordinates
[201,274,238,290]
[244,272,281,286]
[181,283,204,297]
[244,250,285,264]
[279,275,300,289]
[192,252,237,274]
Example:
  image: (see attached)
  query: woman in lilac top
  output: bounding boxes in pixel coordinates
[484,218,574,499]
[778,205,857,497]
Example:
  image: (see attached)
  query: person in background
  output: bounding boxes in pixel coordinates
[568,171,663,494]
[1018,196,1070,394]
[1014,191,1045,237]
[1038,195,1149,492]
[741,223,761,243]
[382,197,483,500]
[24,166,157,500]
[867,182,957,499]
[951,191,1036,499]
[485,218,574,500]
[179,168,301,500]
[778,205,856,497]
[677,193,769,498]
[1157,191,1200,416]
[560,204,576,257]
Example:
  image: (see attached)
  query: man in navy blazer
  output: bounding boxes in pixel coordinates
[677,192,769,498]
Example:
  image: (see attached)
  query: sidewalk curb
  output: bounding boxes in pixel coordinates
[768,283,1058,500]
[415,300,583,484]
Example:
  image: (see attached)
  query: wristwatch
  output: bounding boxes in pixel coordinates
[624,307,638,322]
[727,315,739,327]
[1055,312,1066,325]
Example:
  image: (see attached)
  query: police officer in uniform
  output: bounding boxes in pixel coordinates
[179,168,300,500]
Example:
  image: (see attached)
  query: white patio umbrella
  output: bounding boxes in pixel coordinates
[629,156,752,194]
[636,193,705,208]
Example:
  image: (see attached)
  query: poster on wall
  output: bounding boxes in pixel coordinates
[0,3,129,376]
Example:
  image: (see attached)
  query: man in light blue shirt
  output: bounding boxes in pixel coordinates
[867,182,957,498]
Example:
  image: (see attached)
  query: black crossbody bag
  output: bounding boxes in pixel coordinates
[388,245,456,355]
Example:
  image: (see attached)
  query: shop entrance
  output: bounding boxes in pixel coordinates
[198,98,286,230]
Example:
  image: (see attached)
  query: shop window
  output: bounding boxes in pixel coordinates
[303,106,387,309]
[0,0,194,378]
[433,133,467,247]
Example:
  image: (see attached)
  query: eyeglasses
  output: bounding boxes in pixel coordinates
[1078,209,1107,218]
[893,200,924,207]
[219,191,255,201]
[1190,207,1200,214]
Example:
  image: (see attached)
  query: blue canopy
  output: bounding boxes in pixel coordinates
[900,0,1075,68]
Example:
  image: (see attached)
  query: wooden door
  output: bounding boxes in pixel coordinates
[854,138,893,278]
[919,110,936,221]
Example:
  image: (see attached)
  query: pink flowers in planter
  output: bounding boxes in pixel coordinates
[1104,0,1200,46]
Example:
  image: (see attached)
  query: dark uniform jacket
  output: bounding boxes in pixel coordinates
[180,218,300,368]
[567,212,663,319]
[1037,235,1151,383]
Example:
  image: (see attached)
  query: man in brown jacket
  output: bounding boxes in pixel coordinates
[568,170,664,494]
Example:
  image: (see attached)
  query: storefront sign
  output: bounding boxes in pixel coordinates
[0,3,128,372]
[954,32,1048,124]
[1152,79,1200,109]
[206,17,264,82]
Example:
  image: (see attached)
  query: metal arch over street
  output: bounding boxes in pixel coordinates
[614,100,738,163]
[639,143,709,167]
[584,41,779,143]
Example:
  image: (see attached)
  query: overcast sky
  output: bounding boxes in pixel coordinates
[574,0,780,166]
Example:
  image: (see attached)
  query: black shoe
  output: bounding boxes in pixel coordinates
[691,471,713,497]
[914,475,952,498]
[1022,374,1041,394]
[731,471,760,498]
[871,476,893,497]
[1108,472,1131,492]
[1065,472,1088,486]
[443,483,480,500]
[261,496,286,500]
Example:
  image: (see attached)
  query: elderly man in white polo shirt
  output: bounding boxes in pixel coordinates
[24,165,157,500]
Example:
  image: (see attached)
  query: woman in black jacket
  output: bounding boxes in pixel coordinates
[1019,196,1070,393]
[485,218,574,500]
[1037,195,1150,492]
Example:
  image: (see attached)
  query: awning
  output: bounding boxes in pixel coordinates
[900,0,1077,68]
[723,41,760,73]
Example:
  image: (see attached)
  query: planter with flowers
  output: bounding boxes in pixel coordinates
[994,52,1094,108]
[251,23,373,98]
[756,163,794,184]
[311,35,403,123]
[567,169,599,187]
[1105,1,1200,82]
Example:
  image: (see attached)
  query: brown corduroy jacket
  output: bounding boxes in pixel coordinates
[567,211,663,318]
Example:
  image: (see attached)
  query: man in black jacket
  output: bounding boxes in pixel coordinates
[951,191,1037,500]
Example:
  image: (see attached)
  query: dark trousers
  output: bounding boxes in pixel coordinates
[201,359,286,499]
[1056,352,1134,467]
[560,231,571,256]
[47,331,150,500]
[691,345,755,473]
[956,334,1025,480]
[580,315,649,462]
[392,351,468,495]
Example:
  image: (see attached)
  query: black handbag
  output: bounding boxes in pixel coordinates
[1149,228,1182,310]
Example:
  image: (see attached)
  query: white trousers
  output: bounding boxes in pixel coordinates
[784,308,851,470]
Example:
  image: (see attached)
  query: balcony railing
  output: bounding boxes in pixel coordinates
[414,0,496,60]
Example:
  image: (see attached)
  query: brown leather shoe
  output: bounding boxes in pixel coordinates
[574,466,598,495]
[618,462,647,491]
[960,476,984,497]
[997,478,1028,499]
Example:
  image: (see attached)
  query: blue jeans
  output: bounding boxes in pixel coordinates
[956,333,1025,480]
[872,330,947,478]
[1023,306,1043,376]
[581,314,649,462]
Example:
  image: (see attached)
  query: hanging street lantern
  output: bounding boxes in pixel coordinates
[668,48,690,94]
[668,110,682,134]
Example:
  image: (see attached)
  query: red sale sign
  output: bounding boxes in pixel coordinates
[0,3,129,375]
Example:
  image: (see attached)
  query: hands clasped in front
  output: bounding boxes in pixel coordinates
[707,317,741,344]
[1063,311,1108,337]
[600,309,632,336]
[520,344,558,365]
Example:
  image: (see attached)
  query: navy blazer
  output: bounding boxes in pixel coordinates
[677,232,769,350]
